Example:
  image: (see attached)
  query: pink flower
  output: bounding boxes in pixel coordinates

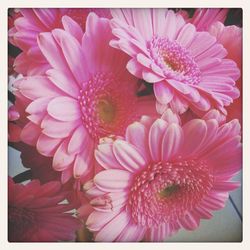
[209,22,242,124]
[9,8,111,76]
[84,109,241,242]
[13,13,156,183]
[8,177,81,242]
[110,9,240,115]
[187,8,229,31]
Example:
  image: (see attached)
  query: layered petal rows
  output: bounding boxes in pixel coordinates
[8,8,242,242]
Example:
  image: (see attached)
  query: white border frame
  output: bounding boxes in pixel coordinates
[1,1,249,249]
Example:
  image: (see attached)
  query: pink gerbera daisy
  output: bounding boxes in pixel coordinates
[8,177,81,242]
[84,109,242,242]
[9,8,111,76]
[187,8,229,31]
[13,13,156,183]
[209,21,242,124]
[110,9,240,115]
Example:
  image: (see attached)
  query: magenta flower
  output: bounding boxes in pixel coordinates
[13,13,156,183]
[8,177,81,242]
[84,109,242,241]
[9,8,111,76]
[110,9,240,115]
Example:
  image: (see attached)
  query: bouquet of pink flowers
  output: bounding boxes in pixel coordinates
[8,8,242,242]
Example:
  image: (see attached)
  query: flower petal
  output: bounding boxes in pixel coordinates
[47,96,81,122]
[113,140,146,173]
[94,169,132,192]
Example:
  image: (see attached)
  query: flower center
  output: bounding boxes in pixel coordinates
[149,36,201,85]
[159,184,180,198]
[128,159,213,227]
[97,98,116,124]
[78,72,137,140]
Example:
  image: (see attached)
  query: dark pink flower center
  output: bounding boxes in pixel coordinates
[149,36,201,85]
[8,206,36,241]
[78,72,137,140]
[128,159,213,227]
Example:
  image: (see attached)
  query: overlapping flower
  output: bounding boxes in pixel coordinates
[8,8,242,242]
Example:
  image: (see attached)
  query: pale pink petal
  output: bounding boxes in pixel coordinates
[161,123,183,161]
[178,212,200,230]
[113,140,146,173]
[67,125,90,155]
[17,76,62,100]
[125,121,150,162]
[46,69,80,98]
[149,119,168,162]
[116,221,145,242]
[52,29,89,83]
[95,143,123,170]
[47,96,81,122]
[53,140,75,171]
[176,23,196,47]
[95,210,130,242]
[62,15,83,43]
[36,133,62,157]
[86,210,120,232]
[41,114,78,138]
[154,82,174,104]
[94,169,132,192]
[181,119,207,157]
[73,151,93,179]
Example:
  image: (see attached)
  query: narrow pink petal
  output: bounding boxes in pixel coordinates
[161,108,180,124]
[95,143,123,170]
[18,76,62,100]
[176,23,196,47]
[36,133,62,157]
[126,58,143,78]
[142,70,164,83]
[61,167,73,184]
[178,212,200,230]
[53,140,75,171]
[125,121,150,162]
[193,205,213,219]
[47,96,81,122]
[52,29,89,84]
[73,151,92,179]
[62,15,83,43]
[33,9,58,29]
[94,169,132,192]
[38,32,74,74]
[212,181,240,192]
[154,82,174,104]
[189,32,216,58]
[41,114,78,138]
[26,96,51,115]
[90,192,127,212]
[67,125,90,155]
[181,119,207,157]
[161,123,183,161]
[86,210,120,232]
[149,119,168,162]
[95,210,130,242]
[113,140,146,173]
[163,10,178,40]
[116,221,145,242]
[46,69,80,98]
[131,9,153,41]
